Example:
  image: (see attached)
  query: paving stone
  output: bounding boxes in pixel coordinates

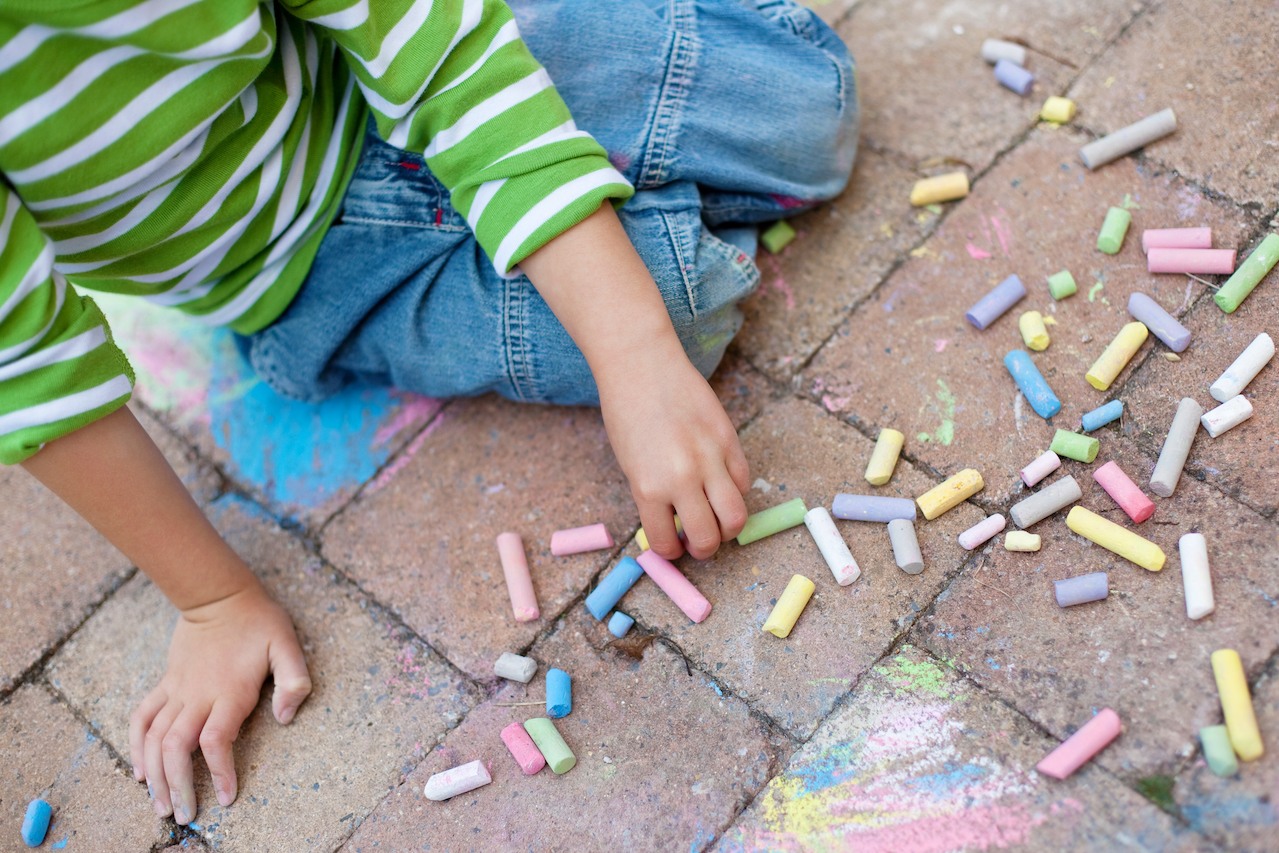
[916,439,1279,783]
[617,396,983,739]
[1175,662,1279,853]
[1069,0,1279,207]
[799,0,858,27]
[341,606,783,853]
[47,497,477,853]
[324,394,638,680]
[0,685,168,852]
[803,126,1257,506]
[708,350,775,430]
[712,645,1221,853]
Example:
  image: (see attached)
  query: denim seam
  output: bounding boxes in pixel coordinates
[503,275,534,402]
[340,215,470,233]
[637,0,697,188]
[661,209,699,319]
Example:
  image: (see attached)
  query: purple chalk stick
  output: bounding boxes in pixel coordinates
[1054,572,1109,607]
[966,274,1026,330]
[994,59,1033,95]
[831,494,917,523]
[1127,293,1191,352]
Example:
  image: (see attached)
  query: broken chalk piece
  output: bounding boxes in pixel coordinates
[1020,449,1062,487]
[496,532,539,622]
[1081,400,1123,432]
[1004,530,1042,552]
[22,799,51,848]
[830,494,917,523]
[636,550,713,623]
[1047,269,1077,299]
[994,58,1033,95]
[1201,395,1253,438]
[1079,107,1177,169]
[1093,461,1154,524]
[1040,96,1076,123]
[523,718,576,774]
[865,428,905,485]
[501,722,547,775]
[550,523,614,556]
[1179,532,1214,620]
[607,611,634,638]
[1009,474,1082,529]
[738,497,807,545]
[1036,708,1122,779]
[966,274,1026,330]
[1096,206,1132,255]
[1127,293,1191,352]
[1211,649,1264,761]
[585,556,644,621]
[1086,321,1148,390]
[1066,506,1166,571]
[803,506,861,586]
[917,469,984,520]
[887,518,925,574]
[1050,429,1099,463]
[1199,725,1239,778]
[1147,248,1236,275]
[762,574,816,638]
[1215,233,1279,313]
[981,38,1026,66]
[1210,332,1274,402]
[1054,572,1109,607]
[1143,227,1212,252]
[634,515,683,553]
[958,513,1006,550]
[910,172,969,206]
[1019,310,1050,351]
[1004,350,1062,418]
[424,759,492,801]
[546,668,571,718]
[494,652,537,683]
[1149,397,1204,497]
[760,219,796,254]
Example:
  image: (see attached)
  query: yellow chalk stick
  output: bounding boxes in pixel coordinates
[1041,96,1077,123]
[865,428,905,486]
[910,172,969,206]
[1065,506,1165,571]
[1211,649,1264,761]
[762,574,816,638]
[917,469,984,520]
[635,515,682,552]
[1086,322,1148,390]
[1004,531,1042,552]
[1019,310,1051,351]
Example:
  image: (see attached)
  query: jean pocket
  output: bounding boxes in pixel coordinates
[340,137,468,231]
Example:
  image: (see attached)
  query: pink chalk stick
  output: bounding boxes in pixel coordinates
[1093,461,1155,524]
[550,523,614,556]
[496,532,539,622]
[1020,450,1061,488]
[1147,248,1236,274]
[635,550,712,623]
[500,722,546,774]
[1036,708,1122,780]
[1142,227,1212,253]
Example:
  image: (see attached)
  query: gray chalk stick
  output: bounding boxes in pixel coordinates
[887,519,924,574]
[1009,474,1082,529]
[1149,397,1203,497]
[1080,108,1177,169]
[1127,293,1191,352]
[1054,572,1109,607]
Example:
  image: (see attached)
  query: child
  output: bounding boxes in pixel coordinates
[2,0,855,826]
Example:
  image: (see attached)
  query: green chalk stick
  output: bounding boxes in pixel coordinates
[1097,207,1131,255]
[523,718,575,774]
[1215,233,1279,313]
[1048,270,1077,299]
[761,220,796,254]
[1199,725,1238,777]
[737,497,807,545]
[1050,429,1099,463]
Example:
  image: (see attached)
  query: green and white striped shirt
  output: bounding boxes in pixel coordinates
[0,0,632,464]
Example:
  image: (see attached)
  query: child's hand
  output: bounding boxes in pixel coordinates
[128,580,311,824]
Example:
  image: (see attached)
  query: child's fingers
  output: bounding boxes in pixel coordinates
[129,688,168,782]
[200,698,250,807]
[161,705,207,825]
[706,471,749,541]
[675,495,720,561]
[269,637,313,725]
[637,503,682,559]
[144,701,182,818]
[725,438,750,497]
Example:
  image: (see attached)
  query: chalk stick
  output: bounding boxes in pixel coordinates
[1019,310,1050,351]
[1009,474,1082,528]
[523,718,576,774]
[1149,397,1203,497]
[917,469,983,520]
[910,172,969,206]
[1040,96,1076,123]
[496,532,539,622]
[1036,708,1122,779]
[1066,506,1165,571]
[1050,429,1099,463]
[994,59,1033,95]
[1215,233,1279,313]
[494,652,537,683]
[1148,248,1235,275]
[607,611,634,637]
[1004,530,1041,551]
[22,799,51,848]
[1127,293,1191,352]
[1211,649,1264,761]
[1048,269,1077,299]
[830,494,917,523]
[1054,572,1109,607]
[1079,108,1177,169]
[762,574,816,638]
[887,518,924,574]
[1199,725,1239,777]
[636,550,712,623]
[1201,395,1253,438]
[958,514,1006,550]
[981,38,1026,65]
[1210,332,1274,402]
[585,556,645,621]
[551,523,614,556]
[1178,533,1214,620]
[1093,461,1154,524]
[1143,227,1211,252]
[804,507,861,586]
[424,759,492,801]
[635,515,683,553]
[546,668,571,718]
[1004,350,1062,418]
[1081,400,1123,432]
[1020,450,1062,487]
[1086,322,1148,390]
[865,428,905,485]
[737,497,807,545]
[761,220,796,254]
[1096,207,1132,255]
[501,722,547,775]
[966,275,1026,330]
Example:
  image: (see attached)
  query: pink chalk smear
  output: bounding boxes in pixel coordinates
[496,532,539,622]
[373,394,442,447]
[1037,708,1122,779]
[933,339,949,353]
[636,550,712,623]
[550,523,614,556]
[365,411,449,495]
[965,243,991,259]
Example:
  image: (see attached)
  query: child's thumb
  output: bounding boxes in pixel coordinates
[269,640,313,725]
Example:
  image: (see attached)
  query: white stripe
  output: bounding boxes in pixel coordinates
[0,374,133,438]
[494,120,591,166]
[426,16,519,105]
[492,168,629,273]
[309,0,370,30]
[0,241,55,323]
[465,178,505,232]
[348,0,433,79]
[240,84,259,125]
[144,278,217,307]
[271,114,312,243]
[0,271,67,365]
[0,194,19,253]
[0,326,106,383]
[423,68,552,159]
[53,183,179,255]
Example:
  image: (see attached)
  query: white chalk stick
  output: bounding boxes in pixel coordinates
[424,759,492,801]
[1178,533,1214,620]
[493,652,537,683]
[1210,333,1274,402]
[1080,108,1177,169]
[1020,450,1061,487]
[981,38,1026,66]
[958,514,1007,550]
[1150,398,1203,497]
[1201,395,1253,438]
[803,506,861,585]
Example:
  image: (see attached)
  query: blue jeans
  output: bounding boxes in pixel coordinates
[245,0,857,406]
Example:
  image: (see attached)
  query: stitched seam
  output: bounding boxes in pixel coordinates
[662,209,699,319]
[504,276,533,401]
[638,0,697,188]
[339,215,470,232]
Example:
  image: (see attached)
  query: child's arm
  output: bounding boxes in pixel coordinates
[519,203,751,559]
[20,406,311,825]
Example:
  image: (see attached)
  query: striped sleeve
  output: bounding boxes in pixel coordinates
[0,184,133,464]
[284,0,633,273]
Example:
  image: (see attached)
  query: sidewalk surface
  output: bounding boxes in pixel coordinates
[3,1,1277,851]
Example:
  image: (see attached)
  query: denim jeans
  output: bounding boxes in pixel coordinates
[245,0,858,406]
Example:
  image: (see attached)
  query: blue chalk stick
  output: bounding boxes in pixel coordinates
[22,799,51,848]
[1081,400,1123,432]
[1003,350,1062,418]
[966,274,1026,329]
[1054,572,1109,607]
[607,611,634,638]
[585,556,644,621]
[830,494,917,523]
[546,668,571,718]
[1127,293,1191,352]
[994,59,1034,95]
